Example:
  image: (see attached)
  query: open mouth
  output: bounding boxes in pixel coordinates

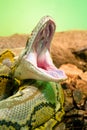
[24,18,67,81]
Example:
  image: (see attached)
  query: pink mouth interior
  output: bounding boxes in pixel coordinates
[37,50,66,79]
[26,21,66,80]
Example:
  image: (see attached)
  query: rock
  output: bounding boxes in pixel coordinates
[0,31,87,129]
[51,31,87,71]
[73,89,84,108]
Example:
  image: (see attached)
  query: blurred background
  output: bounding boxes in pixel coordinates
[0,0,87,36]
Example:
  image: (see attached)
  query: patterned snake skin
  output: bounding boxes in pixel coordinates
[0,16,66,130]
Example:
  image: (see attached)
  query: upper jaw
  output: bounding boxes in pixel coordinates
[14,16,67,82]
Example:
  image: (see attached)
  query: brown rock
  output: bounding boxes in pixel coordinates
[51,31,87,71]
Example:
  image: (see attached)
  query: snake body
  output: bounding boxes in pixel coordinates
[0,16,66,129]
[0,81,64,130]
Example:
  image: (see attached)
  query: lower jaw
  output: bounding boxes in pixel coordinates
[14,58,67,82]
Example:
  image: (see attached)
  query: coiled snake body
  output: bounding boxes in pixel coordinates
[0,16,67,130]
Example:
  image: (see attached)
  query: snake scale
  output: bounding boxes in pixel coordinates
[0,16,67,130]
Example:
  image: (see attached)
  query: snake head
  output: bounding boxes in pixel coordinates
[14,16,67,82]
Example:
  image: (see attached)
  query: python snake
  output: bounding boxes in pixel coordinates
[0,16,67,130]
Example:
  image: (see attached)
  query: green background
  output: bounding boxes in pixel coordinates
[0,0,87,36]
